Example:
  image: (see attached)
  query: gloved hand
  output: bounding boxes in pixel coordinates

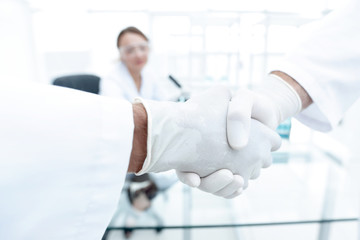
[176,169,245,199]
[135,87,282,189]
[227,74,302,149]
[174,75,300,197]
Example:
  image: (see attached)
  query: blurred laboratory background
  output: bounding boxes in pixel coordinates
[1,0,360,239]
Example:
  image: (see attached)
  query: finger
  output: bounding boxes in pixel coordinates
[198,169,234,193]
[224,188,243,199]
[266,127,282,151]
[250,167,261,180]
[214,175,244,197]
[262,154,273,168]
[251,119,282,151]
[176,170,201,187]
[270,133,282,151]
[227,89,253,149]
[243,179,249,189]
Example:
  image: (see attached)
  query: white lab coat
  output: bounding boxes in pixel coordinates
[0,82,134,240]
[100,62,166,101]
[276,0,360,132]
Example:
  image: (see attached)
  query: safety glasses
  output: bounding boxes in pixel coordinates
[119,42,149,57]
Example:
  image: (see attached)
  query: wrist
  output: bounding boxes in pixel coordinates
[128,103,148,173]
[134,99,181,174]
[256,73,302,126]
[271,71,313,109]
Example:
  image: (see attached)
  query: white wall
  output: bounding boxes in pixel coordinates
[0,0,37,83]
[26,0,333,88]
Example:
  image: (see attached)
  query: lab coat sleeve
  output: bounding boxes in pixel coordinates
[275,0,360,131]
[0,82,134,240]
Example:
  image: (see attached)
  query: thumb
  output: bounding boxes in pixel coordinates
[227,89,253,149]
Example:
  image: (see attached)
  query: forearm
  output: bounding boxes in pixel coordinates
[128,103,147,172]
[271,70,313,110]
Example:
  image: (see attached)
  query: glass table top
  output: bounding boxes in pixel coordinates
[104,144,359,239]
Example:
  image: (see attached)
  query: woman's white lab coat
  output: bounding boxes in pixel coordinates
[100,62,166,101]
[0,83,134,240]
[277,0,360,131]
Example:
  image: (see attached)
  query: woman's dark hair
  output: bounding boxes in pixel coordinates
[116,26,149,48]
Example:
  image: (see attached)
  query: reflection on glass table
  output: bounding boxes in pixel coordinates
[103,145,359,240]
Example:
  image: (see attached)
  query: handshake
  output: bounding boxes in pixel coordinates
[133,74,302,198]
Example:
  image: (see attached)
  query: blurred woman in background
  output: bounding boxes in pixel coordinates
[101,27,177,239]
[100,26,166,101]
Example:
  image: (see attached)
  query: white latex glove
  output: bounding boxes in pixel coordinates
[177,74,301,196]
[176,169,244,199]
[227,74,302,149]
[135,87,282,189]
[173,76,298,198]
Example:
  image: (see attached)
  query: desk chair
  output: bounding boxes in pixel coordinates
[53,74,100,94]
